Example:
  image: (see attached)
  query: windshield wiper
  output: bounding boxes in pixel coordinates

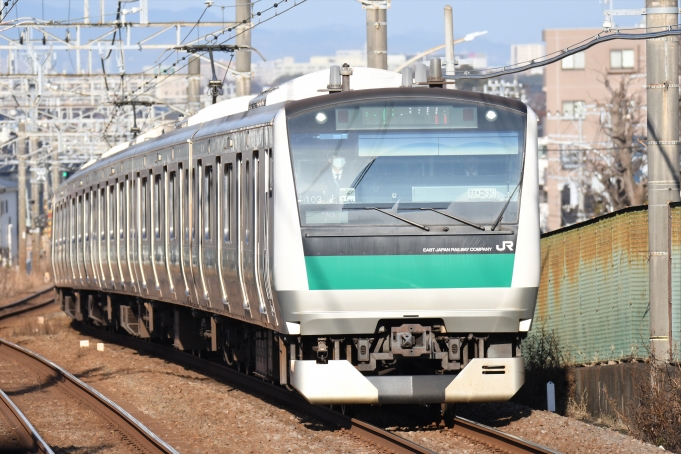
[491,180,522,231]
[420,208,485,231]
[365,207,430,231]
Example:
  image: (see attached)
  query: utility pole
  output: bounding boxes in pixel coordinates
[235,0,252,97]
[30,137,41,275]
[646,0,680,361]
[444,5,455,89]
[17,123,26,274]
[187,55,201,113]
[364,0,389,70]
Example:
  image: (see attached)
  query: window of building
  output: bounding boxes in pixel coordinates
[562,101,586,118]
[561,52,585,70]
[610,49,635,69]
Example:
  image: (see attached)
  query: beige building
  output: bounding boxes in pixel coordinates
[511,43,545,75]
[542,28,646,231]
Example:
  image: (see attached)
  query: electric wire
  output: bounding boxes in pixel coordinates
[449,24,681,80]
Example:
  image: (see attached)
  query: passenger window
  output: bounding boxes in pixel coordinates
[169,171,176,240]
[184,168,189,241]
[141,177,148,240]
[108,185,115,241]
[223,163,231,243]
[119,182,125,239]
[154,174,161,239]
[204,165,212,241]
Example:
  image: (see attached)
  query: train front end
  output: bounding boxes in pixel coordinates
[272,88,539,405]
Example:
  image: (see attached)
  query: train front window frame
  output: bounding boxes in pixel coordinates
[287,97,527,228]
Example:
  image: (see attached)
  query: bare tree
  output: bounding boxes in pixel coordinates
[583,75,647,212]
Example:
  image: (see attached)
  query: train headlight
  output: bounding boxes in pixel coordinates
[315,112,328,124]
[485,110,498,122]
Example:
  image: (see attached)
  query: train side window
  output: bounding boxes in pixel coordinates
[154,174,161,239]
[108,185,115,241]
[84,192,90,242]
[204,165,212,241]
[192,167,196,241]
[245,160,250,245]
[100,188,105,241]
[119,182,126,239]
[141,177,148,240]
[184,168,189,241]
[169,171,176,240]
[223,163,231,242]
[78,195,83,246]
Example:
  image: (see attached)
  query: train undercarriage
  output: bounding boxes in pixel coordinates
[58,287,525,402]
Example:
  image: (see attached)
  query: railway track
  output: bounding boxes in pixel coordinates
[0,386,53,453]
[0,287,56,321]
[1,288,559,453]
[82,325,559,454]
[0,338,178,454]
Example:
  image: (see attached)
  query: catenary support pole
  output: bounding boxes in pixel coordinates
[51,131,61,199]
[235,0,252,97]
[17,123,26,274]
[365,1,388,70]
[187,55,201,113]
[444,5,455,89]
[646,0,680,361]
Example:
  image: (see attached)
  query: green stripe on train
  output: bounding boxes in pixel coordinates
[304,254,515,290]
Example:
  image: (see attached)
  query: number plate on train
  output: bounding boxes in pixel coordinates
[468,188,497,199]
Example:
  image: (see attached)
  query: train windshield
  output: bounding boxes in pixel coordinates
[286,98,526,228]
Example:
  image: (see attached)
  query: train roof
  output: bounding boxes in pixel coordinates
[60,67,528,194]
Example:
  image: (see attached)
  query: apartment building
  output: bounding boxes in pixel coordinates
[542,28,646,230]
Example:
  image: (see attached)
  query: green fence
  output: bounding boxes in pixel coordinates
[533,205,681,364]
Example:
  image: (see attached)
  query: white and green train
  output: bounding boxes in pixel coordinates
[52,66,540,406]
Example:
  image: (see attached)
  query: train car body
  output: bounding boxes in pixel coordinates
[52,67,540,406]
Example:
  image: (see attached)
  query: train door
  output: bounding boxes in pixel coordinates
[124,176,134,290]
[128,176,139,293]
[76,193,85,287]
[134,173,148,295]
[181,163,198,305]
[190,157,210,309]
[98,187,109,290]
[200,156,223,310]
[166,164,181,297]
[257,148,277,325]
[220,154,244,313]
[152,166,168,296]
[107,182,120,289]
[89,190,99,289]
[116,179,128,289]
[140,171,156,295]
[83,191,92,287]
[239,150,265,320]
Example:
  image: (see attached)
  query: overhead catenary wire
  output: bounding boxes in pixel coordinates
[128,0,308,103]
[448,24,681,80]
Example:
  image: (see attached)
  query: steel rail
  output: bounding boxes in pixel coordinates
[0,387,53,453]
[84,327,434,454]
[451,416,561,454]
[0,286,55,321]
[0,339,178,454]
[82,326,557,454]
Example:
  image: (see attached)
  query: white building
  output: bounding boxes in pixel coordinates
[511,44,545,75]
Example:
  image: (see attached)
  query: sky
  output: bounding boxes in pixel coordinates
[14,0,652,68]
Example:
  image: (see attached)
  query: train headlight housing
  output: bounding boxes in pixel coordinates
[485,110,498,122]
[315,112,328,124]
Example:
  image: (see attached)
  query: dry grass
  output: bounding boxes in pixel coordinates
[0,266,48,302]
[619,360,681,452]
[566,388,590,421]
[10,313,70,337]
